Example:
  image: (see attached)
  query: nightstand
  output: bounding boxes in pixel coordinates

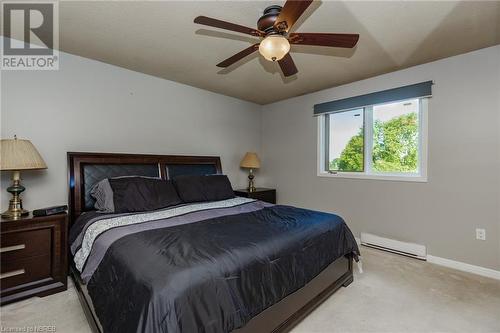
[0,213,68,305]
[234,188,276,204]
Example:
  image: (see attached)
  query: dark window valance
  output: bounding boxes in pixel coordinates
[313,81,433,116]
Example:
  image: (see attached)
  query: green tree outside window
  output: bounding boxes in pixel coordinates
[330,112,418,172]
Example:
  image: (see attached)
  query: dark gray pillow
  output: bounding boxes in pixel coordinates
[90,176,168,213]
[173,175,235,203]
[90,178,115,213]
[109,177,182,213]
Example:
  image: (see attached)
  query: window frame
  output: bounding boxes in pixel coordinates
[317,98,428,182]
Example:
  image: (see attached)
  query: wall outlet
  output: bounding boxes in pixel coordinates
[476,228,486,241]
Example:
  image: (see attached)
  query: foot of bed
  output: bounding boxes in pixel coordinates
[342,275,353,287]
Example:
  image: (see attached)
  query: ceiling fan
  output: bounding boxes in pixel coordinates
[194,0,359,77]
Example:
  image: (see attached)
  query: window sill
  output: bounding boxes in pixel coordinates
[317,171,427,183]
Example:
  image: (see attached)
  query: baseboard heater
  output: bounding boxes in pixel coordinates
[360,232,427,260]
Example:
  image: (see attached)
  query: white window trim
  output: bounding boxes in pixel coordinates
[317,98,428,183]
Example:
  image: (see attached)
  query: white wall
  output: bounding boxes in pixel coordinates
[260,46,500,270]
[0,50,262,210]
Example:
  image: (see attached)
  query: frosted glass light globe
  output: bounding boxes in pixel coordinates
[259,35,290,62]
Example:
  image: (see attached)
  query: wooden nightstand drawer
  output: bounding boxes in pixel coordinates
[0,213,68,305]
[249,191,274,202]
[1,228,51,262]
[234,188,276,204]
[1,255,51,290]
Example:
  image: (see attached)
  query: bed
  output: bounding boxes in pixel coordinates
[67,152,359,333]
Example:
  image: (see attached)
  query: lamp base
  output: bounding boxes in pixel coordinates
[247,169,256,192]
[1,171,29,220]
[1,208,29,220]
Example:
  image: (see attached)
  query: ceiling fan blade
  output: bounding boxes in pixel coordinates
[278,53,298,77]
[216,44,260,68]
[274,0,313,32]
[289,33,360,48]
[194,16,263,37]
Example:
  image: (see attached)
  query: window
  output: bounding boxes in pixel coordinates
[318,98,428,181]
[326,108,364,172]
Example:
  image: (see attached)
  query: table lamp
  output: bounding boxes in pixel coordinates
[240,152,260,192]
[1,136,47,219]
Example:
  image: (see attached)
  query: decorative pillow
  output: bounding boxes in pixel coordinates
[90,176,170,213]
[90,178,115,213]
[173,175,235,203]
[108,177,182,213]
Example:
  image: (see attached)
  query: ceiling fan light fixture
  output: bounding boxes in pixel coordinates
[194,0,359,77]
[259,35,290,62]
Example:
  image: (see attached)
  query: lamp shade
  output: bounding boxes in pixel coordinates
[240,152,260,169]
[0,137,47,171]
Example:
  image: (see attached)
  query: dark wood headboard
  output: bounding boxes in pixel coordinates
[67,152,222,227]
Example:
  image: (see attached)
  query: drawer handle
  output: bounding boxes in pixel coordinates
[0,244,26,253]
[0,269,25,279]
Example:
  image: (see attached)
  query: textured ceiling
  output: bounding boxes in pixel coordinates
[57,1,500,104]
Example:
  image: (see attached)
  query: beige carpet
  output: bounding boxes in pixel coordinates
[2,247,500,333]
